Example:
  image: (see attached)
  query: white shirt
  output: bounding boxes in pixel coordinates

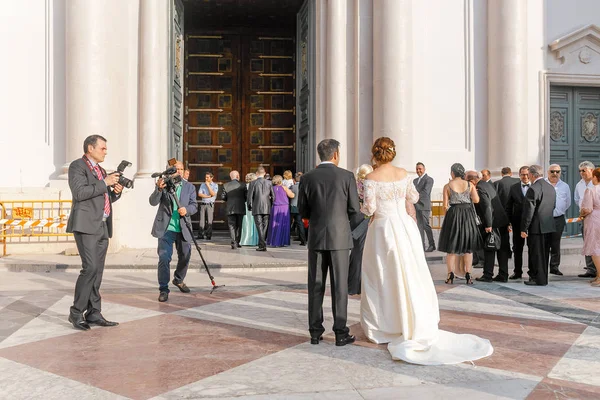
[545,178,571,217]
[575,179,594,209]
[520,182,531,197]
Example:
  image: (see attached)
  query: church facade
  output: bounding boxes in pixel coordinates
[1,0,600,252]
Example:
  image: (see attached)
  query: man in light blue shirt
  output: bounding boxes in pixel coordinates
[575,161,596,277]
[197,172,218,240]
[545,164,571,276]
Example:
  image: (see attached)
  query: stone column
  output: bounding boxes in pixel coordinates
[488,0,527,171]
[372,0,413,167]
[326,0,348,167]
[136,0,169,177]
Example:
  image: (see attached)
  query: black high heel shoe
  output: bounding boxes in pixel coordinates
[465,272,473,285]
[445,271,455,284]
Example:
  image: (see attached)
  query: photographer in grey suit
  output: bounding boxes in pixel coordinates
[150,161,198,302]
[247,166,274,251]
[414,162,435,252]
[67,135,122,331]
[299,139,362,347]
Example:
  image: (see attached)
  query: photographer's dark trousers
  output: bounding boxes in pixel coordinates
[198,203,214,239]
[70,222,108,318]
[549,216,566,271]
[227,214,243,245]
[416,209,435,249]
[254,214,269,249]
[157,230,191,293]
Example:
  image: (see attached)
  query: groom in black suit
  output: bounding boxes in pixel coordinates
[521,165,556,286]
[299,139,361,346]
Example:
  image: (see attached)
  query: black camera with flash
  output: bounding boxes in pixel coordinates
[151,166,182,192]
[115,160,134,189]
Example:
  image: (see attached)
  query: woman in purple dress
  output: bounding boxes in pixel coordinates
[267,175,295,247]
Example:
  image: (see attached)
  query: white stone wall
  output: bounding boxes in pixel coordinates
[0,0,55,188]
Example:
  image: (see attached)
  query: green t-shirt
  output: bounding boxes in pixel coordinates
[167,184,183,233]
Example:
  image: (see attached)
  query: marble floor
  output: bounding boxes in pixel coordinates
[0,266,599,400]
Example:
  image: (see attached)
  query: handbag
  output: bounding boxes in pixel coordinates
[468,183,482,226]
[484,229,501,250]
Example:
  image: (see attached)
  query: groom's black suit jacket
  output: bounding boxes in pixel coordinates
[298,163,362,250]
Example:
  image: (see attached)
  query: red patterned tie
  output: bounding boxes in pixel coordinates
[94,165,111,217]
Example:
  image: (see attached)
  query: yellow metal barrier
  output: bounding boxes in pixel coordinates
[0,200,73,256]
[431,200,445,229]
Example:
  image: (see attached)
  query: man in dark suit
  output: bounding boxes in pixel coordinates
[414,162,435,252]
[521,165,556,286]
[467,171,511,283]
[67,135,122,330]
[247,166,274,251]
[299,139,361,347]
[150,161,198,302]
[222,170,246,249]
[494,167,520,208]
[505,166,530,279]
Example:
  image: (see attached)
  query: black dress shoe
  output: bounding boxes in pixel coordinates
[524,280,546,286]
[492,275,508,283]
[68,314,90,331]
[197,235,204,240]
[310,336,324,345]
[335,335,356,347]
[87,317,119,327]
[578,272,596,278]
[231,244,237,249]
[425,245,436,253]
[158,292,169,302]
[256,247,267,252]
[299,242,306,246]
[509,273,522,280]
[172,279,190,293]
[550,269,563,276]
[206,236,211,240]
[475,276,493,282]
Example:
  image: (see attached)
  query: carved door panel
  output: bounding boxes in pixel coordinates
[296,0,316,173]
[550,86,600,236]
[242,36,296,178]
[185,35,242,229]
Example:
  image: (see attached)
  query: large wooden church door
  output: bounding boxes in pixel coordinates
[184,33,296,229]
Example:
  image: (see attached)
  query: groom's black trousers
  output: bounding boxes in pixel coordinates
[308,249,350,339]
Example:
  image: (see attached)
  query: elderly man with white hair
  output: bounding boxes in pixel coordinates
[222,170,247,249]
[545,164,571,276]
[575,161,597,278]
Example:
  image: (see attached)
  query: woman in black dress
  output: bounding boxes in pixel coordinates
[438,163,482,285]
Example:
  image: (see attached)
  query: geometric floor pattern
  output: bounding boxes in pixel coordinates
[1,271,600,399]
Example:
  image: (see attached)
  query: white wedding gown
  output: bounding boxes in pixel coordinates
[360,178,493,365]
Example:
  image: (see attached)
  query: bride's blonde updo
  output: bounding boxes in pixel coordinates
[371,137,396,165]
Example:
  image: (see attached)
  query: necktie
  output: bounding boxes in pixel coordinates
[94,165,111,217]
[522,184,529,188]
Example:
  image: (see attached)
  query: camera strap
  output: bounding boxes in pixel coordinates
[82,155,106,180]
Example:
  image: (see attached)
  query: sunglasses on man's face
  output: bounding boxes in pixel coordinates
[580,169,588,173]
[549,170,561,174]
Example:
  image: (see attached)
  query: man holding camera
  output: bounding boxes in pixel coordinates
[197,172,218,240]
[150,161,198,302]
[67,134,122,330]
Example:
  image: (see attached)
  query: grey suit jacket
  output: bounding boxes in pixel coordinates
[413,174,433,211]
[66,158,120,237]
[298,164,361,251]
[149,181,198,242]
[222,179,247,215]
[247,177,274,215]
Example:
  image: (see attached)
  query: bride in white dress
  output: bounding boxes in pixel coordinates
[360,137,493,365]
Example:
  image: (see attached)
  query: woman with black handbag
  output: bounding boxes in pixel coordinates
[438,163,482,285]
